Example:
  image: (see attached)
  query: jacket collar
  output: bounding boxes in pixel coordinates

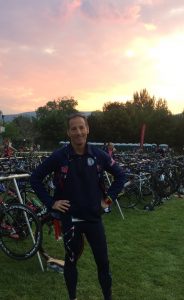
[66,143,94,158]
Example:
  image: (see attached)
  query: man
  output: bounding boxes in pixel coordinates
[30,113,125,300]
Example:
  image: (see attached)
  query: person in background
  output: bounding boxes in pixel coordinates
[30,113,125,300]
[106,142,117,159]
[3,138,16,157]
[36,144,41,151]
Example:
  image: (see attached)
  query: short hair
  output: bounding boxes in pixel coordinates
[67,112,88,129]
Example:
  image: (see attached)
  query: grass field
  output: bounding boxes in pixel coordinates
[0,196,184,300]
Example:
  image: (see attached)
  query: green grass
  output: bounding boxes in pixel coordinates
[1,197,184,299]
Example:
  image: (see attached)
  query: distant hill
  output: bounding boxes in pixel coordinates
[4,111,36,122]
[3,111,91,122]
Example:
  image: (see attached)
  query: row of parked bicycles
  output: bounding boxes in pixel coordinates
[0,150,184,268]
[115,152,184,211]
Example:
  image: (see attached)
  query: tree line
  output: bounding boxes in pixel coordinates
[1,90,184,152]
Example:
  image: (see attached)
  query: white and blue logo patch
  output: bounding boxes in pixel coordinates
[87,157,95,166]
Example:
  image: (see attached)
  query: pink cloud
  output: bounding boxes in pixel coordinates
[0,0,184,115]
[69,0,82,11]
[79,1,141,23]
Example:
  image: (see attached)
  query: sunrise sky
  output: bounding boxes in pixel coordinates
[0,0,184,115]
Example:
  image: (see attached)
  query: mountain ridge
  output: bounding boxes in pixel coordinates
[3,111,91,122]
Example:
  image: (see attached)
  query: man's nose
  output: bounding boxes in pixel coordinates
[76,128,82,134]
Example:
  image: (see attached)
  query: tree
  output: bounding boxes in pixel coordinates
[35,97,79,149]
[103,101,125,112]
[133,89,155,110]
[7,115,35,148]
[36,97,78,119]
[99,90,174,145]
[88,111,105,142]
[170,112,184,150]
[1,122,19,148]
[97,101,136,142]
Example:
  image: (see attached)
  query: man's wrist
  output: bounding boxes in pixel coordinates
[104,196,113,205]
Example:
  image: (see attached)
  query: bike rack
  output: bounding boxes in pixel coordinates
[104,171,125,220]
[0,174,44,271]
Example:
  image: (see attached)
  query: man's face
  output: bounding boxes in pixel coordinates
[67,116,89,147]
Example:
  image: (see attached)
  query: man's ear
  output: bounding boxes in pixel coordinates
[67,130,70,138]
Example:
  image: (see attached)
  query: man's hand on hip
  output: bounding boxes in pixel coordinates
[52,200,70,212]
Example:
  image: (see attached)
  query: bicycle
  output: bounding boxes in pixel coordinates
[0,199,42,260]
[116,171,152,209]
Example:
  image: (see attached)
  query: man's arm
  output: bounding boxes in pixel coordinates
[101,151,126,202]
[30,151,60,210]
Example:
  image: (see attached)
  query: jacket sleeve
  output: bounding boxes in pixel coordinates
[30,151,60,210]
[100,151,126,201]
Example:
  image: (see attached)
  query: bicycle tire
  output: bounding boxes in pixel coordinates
[0,203,42,260]
[117,186,140,208]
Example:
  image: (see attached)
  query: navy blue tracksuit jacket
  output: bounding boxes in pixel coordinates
[30,143,125,222]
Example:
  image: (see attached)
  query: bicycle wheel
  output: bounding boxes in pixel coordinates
[141,183,152,196]
[117,185,140,208]
[0,203,42,260]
